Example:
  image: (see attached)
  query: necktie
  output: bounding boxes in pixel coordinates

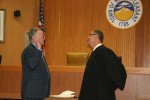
[42,55,49,74]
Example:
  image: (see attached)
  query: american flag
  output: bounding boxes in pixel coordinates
[38,0,45,32]
[38,0,45,52]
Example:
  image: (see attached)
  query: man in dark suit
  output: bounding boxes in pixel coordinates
[78,30,127,100]
[21,27,50,100]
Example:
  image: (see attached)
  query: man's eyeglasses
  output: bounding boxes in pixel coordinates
[89,33,97,36]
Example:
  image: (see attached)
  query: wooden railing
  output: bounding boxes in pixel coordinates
[0,65,150,100]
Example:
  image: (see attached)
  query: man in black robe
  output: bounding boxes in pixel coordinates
[78,30,127,100]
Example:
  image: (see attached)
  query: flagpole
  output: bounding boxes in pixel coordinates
[38,0,45,56]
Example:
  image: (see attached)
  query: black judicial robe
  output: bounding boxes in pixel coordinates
[78,45,127,100]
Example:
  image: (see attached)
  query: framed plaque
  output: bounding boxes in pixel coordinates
[0,9,6,42]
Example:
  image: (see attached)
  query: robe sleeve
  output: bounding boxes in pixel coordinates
[100,48,127,90]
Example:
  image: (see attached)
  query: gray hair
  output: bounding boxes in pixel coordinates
[27,27,41,41]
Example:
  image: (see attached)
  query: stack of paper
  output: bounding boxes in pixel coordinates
[50,90,75,98]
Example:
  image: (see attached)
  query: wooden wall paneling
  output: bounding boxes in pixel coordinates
[44,0,63,65]
[141,0,150,68]
[0,0,149,67]
[143,0,150,68]
[50,71,83,96]
[8,0,24,65]
[1,66,150,100]
[116,74,150,100]
[0,0,39,65]
[0,2,1,7]
[0,0,13,65]
[44,0,139,67]
[135,0,150,68]
[0,0,23,65]
[116,74,137,100]
[0,70,22,93]
[22,0,39,28]
[136,75,150,99]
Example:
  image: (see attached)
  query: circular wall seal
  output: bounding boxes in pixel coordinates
[106,0,143,29]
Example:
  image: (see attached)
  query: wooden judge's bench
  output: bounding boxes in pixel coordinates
[0,65,150,100]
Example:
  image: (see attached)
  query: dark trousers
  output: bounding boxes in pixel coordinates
[22,98,44,100]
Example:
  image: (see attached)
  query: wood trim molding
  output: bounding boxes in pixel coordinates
[1,65,150,74]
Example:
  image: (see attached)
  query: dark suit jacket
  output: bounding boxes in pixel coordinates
[21,43,50,98]
[79,45,127,100]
